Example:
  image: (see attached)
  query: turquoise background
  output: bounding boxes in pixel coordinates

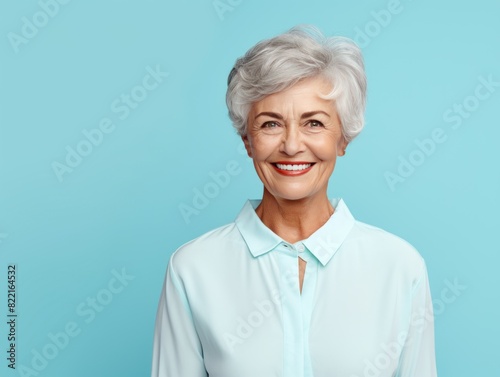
[1,0,499,376]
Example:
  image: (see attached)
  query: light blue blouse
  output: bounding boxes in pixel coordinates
[151,198,437,377]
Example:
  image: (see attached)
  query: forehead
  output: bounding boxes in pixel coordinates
[251,76,334,113]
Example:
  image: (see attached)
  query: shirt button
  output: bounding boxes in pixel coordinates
[297,243,305,253]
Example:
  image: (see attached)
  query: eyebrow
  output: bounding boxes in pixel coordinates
[254,110,331,120]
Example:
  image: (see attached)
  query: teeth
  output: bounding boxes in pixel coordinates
[276,163,312,171]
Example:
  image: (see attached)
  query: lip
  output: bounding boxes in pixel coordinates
[271,161,315,176]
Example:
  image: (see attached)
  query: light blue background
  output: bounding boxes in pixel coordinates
[1,0,499,376]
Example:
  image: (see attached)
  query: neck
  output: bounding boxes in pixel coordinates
[255,188,334,244]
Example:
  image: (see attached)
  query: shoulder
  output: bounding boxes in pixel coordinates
[168,221,242,275]
[348,219,426,276]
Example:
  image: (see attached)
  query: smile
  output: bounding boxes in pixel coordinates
[275,163,312,171]
[272,162,315,176]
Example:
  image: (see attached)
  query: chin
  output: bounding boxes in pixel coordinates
[269,187,320,202]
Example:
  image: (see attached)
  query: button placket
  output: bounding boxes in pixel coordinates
[276,246,304,377]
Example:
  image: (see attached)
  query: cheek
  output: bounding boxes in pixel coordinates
[312,139,338,161]
[250,136,276,161]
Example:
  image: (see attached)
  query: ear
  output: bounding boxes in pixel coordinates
[337,137,348,157]
[241,134,253,158]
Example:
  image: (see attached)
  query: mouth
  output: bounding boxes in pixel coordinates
[271,161,315,176]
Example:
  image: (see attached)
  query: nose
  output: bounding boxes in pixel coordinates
[280,125,304,156]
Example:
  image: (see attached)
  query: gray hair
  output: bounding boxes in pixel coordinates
[226,24,367,143]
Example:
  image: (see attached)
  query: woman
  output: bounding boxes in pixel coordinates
[151,25,437,377]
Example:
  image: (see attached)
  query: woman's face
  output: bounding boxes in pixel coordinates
[243,75,348,202]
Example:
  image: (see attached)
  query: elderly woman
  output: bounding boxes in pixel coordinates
[151,25,437,377]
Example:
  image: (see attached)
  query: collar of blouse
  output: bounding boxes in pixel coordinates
[235,197,355,266]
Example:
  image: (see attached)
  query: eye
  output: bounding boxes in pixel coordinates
[308,120,324,128]
[262,121,280,128]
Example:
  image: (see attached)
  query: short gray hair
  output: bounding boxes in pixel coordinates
[226,24,367,143]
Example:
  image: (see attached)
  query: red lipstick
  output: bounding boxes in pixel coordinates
[272,161,315,176]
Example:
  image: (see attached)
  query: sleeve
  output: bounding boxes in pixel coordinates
[151,256,208,377]
[395,261,438,376]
